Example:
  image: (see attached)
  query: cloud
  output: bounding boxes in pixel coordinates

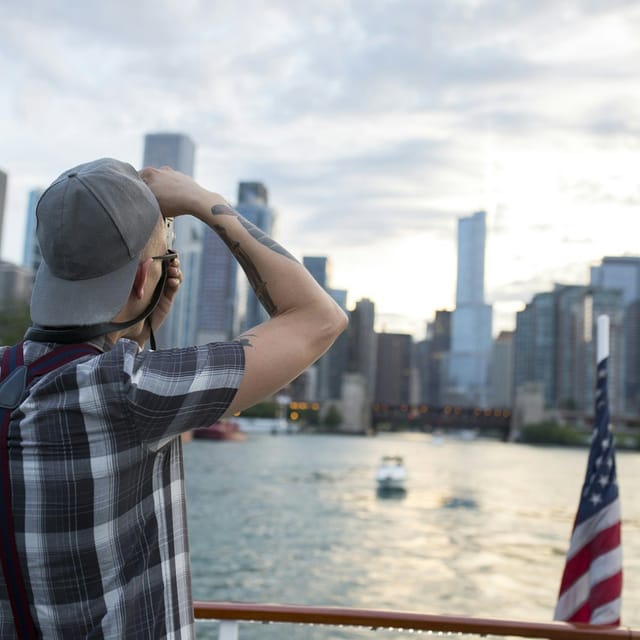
[2,0,640,337]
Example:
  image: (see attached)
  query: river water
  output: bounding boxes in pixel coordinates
[184,432,640,639]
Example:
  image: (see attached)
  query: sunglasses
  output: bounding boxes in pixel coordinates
[151,249,179,263]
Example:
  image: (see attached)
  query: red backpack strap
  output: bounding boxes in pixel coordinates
[27,343,101,382]
[1,343,37,639]
[0,342,100,639]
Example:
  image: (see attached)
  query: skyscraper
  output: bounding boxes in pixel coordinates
[448,210,493,406]
[236,182,275,331]
[591,256,640,413]
[196,229,239,344]
[488,331,514,408]
[143,134,195,177]
[23,188,44,273]
[513,284,624,416]
[420,309,451,405]
[347,298,377,401]
[142,133,200,347]
[375,332,413,405]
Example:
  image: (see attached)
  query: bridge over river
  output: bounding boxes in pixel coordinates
[371,403,513,441]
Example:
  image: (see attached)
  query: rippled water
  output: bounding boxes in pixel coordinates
[184,433,640,638]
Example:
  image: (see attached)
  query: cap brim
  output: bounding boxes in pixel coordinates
[30,256,140,327]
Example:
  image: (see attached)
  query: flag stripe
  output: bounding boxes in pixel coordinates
[556,547,622,619]
[559,522,621,594]
[592,597,622,626]
[565,501,620,561]
[590,572,623,613]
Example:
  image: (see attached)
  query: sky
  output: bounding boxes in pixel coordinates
[1,0,639,339]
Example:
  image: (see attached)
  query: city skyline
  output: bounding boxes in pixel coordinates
[2,2,639,339]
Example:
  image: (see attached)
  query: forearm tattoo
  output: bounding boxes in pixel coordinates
[211,204,298,317]
[236,333,256,348]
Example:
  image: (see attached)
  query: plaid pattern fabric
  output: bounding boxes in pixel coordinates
[0,338,244,639]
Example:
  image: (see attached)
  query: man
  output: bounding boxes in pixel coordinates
[0,158,347,638]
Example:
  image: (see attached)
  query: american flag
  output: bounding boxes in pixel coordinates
[554,354,622,625]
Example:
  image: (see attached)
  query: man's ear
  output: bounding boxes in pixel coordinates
[132,258,153,299]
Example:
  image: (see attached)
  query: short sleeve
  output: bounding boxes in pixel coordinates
[121,340,245,446]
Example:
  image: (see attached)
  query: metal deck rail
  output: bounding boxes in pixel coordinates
[194,601,640,639]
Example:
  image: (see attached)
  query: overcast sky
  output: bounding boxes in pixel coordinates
[1,0,639,338]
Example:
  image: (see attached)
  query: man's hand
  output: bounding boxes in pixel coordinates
[139,166,214,218]
[150,255,183,335]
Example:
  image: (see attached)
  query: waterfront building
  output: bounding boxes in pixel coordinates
[571,288,624,416]
[0,169,6,255]
[195,229,238,344]
[591,256,640,413]
[627,299,640,414]
[142,133,200,347]
[0,260,33,312]
[22,188,44,274]
[513,284,624,416]
[514,290,559,409]
[554,285,590,409]
[488,331,514,408]
[347,298,377,409]
[414,337,430,405]
[237,182,275,331]
[591,257,640,304]
[424,310,451,406]
[375,332,413,406]
[448,210,492,406]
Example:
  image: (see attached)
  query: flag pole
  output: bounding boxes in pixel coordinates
[597,315,610,365]
[554,312,622,626]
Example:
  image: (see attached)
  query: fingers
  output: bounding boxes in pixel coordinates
[166,259,183,288]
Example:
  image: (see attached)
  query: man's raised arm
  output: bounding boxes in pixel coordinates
[141,166,349,414]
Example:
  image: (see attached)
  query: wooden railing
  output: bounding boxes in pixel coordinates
[194,601,640,639]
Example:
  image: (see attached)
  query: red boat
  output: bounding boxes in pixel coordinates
[192,420,246,441]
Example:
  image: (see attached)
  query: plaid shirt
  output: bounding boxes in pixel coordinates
[0,338,244,639]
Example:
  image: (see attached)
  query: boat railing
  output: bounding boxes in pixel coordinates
[194,601,640,639]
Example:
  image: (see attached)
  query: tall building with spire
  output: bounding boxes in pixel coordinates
[447,210,493,406]
[142,133,200,347]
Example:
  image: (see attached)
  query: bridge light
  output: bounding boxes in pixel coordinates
[290,402,298,410]
[444,406,452,415]
[290,411,300,421]
[454,407,462,415]
[311,403,320,411]
[474,408,481,416]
